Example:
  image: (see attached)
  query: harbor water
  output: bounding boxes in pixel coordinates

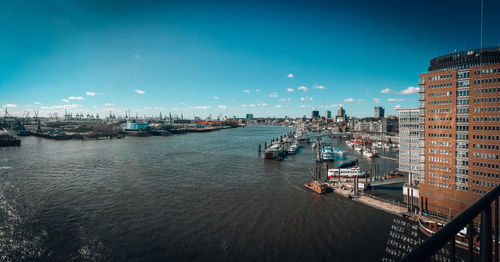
[0,125,438,261]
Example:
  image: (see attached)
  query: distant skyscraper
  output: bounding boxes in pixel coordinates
[418,47,500,219]
[311,110,319,119]
[337,107,345,117]
[325,110,331,119]
[246,114,253,120]
[374,106,385,118]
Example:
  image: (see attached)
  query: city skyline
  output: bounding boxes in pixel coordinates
[2,0,500,118]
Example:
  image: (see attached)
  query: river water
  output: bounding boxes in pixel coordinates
[0,125,450,261]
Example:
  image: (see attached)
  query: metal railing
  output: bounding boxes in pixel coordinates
[401,185,500,262]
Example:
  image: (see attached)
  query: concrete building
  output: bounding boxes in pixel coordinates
[374,106,385,118]
[397,108,422,185]
[419,47,500,219]
[246,114,254,120]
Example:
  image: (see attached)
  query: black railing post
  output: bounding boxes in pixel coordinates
[480,207,492,262]
[469,222,475,262]
[495,197,498,262]
[450,237,456,262]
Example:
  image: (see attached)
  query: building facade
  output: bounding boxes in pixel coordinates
[397,108,422,185]
[419,47,500,219]
[374,106,385,118]
[311,110,320,119]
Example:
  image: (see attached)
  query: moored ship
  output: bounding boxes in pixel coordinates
[327,166,365,179]
[0,129,21,147]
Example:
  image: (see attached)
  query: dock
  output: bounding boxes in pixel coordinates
[378,155,399,162]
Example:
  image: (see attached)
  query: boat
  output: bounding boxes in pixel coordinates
[354,146,363,152]
[363,150,375,158]
[304,181,328,194]
[345,141,353,147]
[337,159,358,168]
[321,146,334,161]
[0,129,21,147]
[418,219,479,252]
[385,171,404,179]
[287,143,299,155]
[333,148,345,155]
[264,144,280,159]
[328,166,366,179]
[312,142,317,149]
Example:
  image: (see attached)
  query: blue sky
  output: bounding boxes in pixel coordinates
[1,0,500,118]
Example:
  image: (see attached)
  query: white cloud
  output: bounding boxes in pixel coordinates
[269,92,278,98]
[280,98,292,102]
[394,105,401,109]
[34,102,41,105]
[2,104,17,108]
[133,54,141,58]
[172,107,180,111]
[217,105,227,110]
[344,98,364,103]
[41,104,81,110]
[298,86,308,91]
[380,88,391,94]
[243,89,251,93]
[134,89,146,95]
[105,103,114,107]
[313,85,325,89]
[188,106,211,109]
[154,106,165,110]
[249,104,256,107]
[300,97,313,101]
[288,73,294,78]
[373,98,380,104]
[241,104,247,107]
[399,86,420,94]
[275,104,282,108]
[300,105,308,108]
[255,89,261,92]
[86,91,96,96]
[213,96,219,100]
[61,99,70,103]
[260,103,268,106]
[287,88,294,92]
[68,96,84,100]
[388,98,405,102]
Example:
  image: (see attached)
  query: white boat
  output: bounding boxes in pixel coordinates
[363,150,375,158]
[333,148,345,155]
[264,144,280,159]
[312,142,317,149]
[322,146,334,161]
[287,144,299,154]
[354,146,362,152]
[345,141,353,147]
[328,166,366,178]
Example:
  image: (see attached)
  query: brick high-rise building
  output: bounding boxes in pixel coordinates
[418,47,500,219]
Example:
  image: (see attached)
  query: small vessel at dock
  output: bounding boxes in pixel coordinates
[362,150,375,158]
[337,159,358,168]
[328,166,365,179]
[0,129,21,147]
[264,144,280,159]
[333,148,345,155]
[287,143,299,155]
[418,219,480,253]
[304,181,328,194]
[321,146,334,161]
[354,146,362,152]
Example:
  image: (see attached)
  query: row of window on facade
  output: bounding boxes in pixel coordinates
[472,134,500,140]
[428,99,454,105]
[471,152,499,159]
[472,162,499,169]
[473,68,500,75]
